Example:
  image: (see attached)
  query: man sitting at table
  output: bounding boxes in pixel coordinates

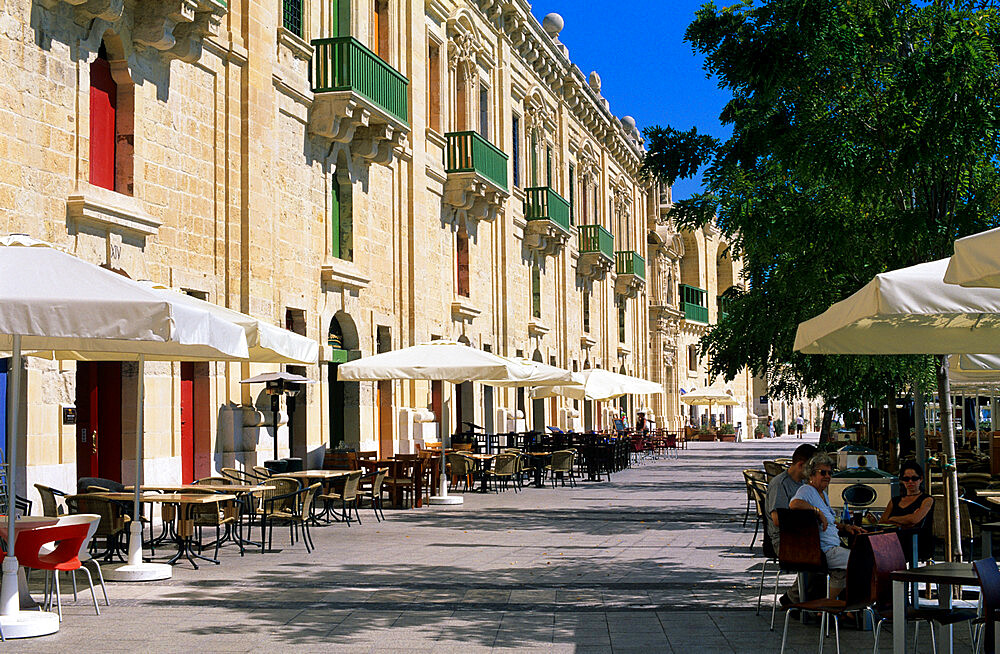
[790,452,865,598]
[766,443,816,607]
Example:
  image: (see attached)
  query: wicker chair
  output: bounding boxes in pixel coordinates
[251,466,273,480]
[358,468,388,522]
[189,481,241,558]
[545,450,576,487]
[262,483,321,553]
[446,453,473,491]
[34,484,69,517]
[742,469,767,527]
[255,477,300,551]
[319,470,364,525]
[67,495,130,562]
[384,456,418,508]
[220,467,258,485]
[489,453,518,492]
[194,476,231,486]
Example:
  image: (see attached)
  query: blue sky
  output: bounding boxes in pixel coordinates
[529,3,731,201]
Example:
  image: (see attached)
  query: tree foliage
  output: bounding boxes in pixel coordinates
[642,0,1000,411]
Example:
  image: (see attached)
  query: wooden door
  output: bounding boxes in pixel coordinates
[89,54,116,190]
[180,362,194,484]
[76,362,122,481]
[377,381,392,457]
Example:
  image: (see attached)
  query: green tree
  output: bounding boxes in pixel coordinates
[643,0,1000,558]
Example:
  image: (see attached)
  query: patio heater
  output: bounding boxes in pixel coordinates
[241,372,315,461]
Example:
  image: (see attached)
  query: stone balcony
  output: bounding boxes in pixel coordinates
[309,37,410,166]
[576,224,614,281]
[523,187,571,257]
[443,131,510,223]
[614,250,646,299]
[43,0,226,62]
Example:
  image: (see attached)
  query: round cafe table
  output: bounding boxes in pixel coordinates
[0,515,61,638]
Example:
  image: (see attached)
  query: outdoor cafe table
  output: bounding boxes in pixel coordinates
[525,452,552,488]
[77,492,238,569]
[0,516,58,609]
[464,453,496,493]
[890,562,992,654]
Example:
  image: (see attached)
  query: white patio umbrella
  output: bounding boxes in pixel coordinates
[337,340,532,384]
[944,227,1000,289]
[337,341,536,505]
[793,257,1000,561]
[680,387,740,429]
[479,357,577,387]
[0,236,249,625]
[530,368,664,402]
[139,282,318,365]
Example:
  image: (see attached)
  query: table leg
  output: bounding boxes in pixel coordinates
[893,579,905,654]
[986,530,993,561]
[938,583,954,654]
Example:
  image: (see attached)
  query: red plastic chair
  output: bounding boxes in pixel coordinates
[15,522,95,620]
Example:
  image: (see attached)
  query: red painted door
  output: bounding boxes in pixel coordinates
[180,362,194,484]
[89,54,116,190]
[76,362,122,481]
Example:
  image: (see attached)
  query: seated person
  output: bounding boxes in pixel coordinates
[766,442,817,605]
[790,452,864,598]
[880,460,933,564]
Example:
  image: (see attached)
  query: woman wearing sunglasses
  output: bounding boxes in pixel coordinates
[790,452,865,598]
[880,460,934,564]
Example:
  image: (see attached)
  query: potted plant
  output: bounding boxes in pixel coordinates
[696,427,715,441]
[719,423,736,442]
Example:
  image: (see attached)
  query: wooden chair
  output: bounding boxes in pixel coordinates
[384,457,418,508]
[323,450,359,470]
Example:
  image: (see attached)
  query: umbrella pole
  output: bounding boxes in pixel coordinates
[936,355,963,562]
[104,354,170,582]
[429,382,461,505]
[1,335,20,617]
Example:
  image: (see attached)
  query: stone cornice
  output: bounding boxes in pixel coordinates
[471,0,645,179]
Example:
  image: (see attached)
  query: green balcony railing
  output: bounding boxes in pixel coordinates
[311,37,409,125]
[524,187,571,232]
[578,224,614,260]
[444,131,509,191]
[680,283,708,323]
[615,250,646,280]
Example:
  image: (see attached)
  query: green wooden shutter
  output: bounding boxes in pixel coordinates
[331,176,341,259]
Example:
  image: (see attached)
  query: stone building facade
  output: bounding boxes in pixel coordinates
[2,0,754,503]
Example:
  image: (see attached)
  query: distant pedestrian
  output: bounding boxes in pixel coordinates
[796,415,805,438]
[767,415,775,438]
[735,421,743,442]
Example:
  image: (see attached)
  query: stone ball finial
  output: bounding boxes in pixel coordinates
[588,70,601,93]
[542,13,564,39]
[621,115,636,132]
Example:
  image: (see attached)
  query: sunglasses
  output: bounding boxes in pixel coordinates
[900,476,922,482]
[816,469,832,477]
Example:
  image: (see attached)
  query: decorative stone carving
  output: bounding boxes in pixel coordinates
[44,0,225,63]
[523,219,570,257]
[133,0,198,51]
[576,250,613,282]
[309,95,409,167]
[580,334,597,349]
[615,271,645,299]
[443,173,508,224]
[67,183,161,237]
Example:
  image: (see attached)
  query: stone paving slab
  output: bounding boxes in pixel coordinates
[7,435,976,652]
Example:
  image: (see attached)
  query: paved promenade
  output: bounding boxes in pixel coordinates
[14,435,973,652]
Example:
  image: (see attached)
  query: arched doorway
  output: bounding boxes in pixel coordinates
[327,313,360,449]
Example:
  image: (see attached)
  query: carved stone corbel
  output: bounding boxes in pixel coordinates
[133,0,197,51]
[523,219,570,257]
